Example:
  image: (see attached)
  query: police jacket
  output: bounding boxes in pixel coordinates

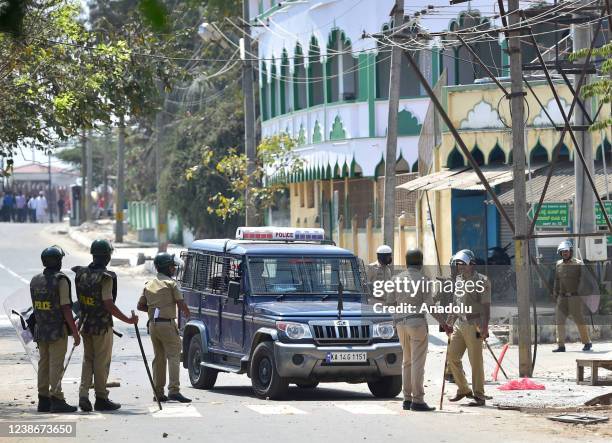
[30,270,72,342]
[73,265,117,335]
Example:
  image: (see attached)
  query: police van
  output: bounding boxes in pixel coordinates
[177,227,402,399]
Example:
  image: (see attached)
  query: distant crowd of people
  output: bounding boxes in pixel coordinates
[0,191,66,223]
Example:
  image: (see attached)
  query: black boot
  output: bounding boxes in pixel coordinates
[49,397,78,413]
[37,395,51,412]
[582,343,592,351]
[552,345,566,353]
[94,397,121,411]
[155,394,169,402]
[411,402,436,412]
[168,392,191,403]
[79,397,93,412]
[402,400,412,410]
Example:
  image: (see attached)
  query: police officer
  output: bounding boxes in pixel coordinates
[553,240,592,352]
[137,252,191,403]
[446,249,491,407]
[74,239,138,412]
[367,245,393,289]
[30,246,80,413]
[387,249,450,411]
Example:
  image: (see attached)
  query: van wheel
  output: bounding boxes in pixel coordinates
[296,382,319,389]
[188,337,218,389]
[250,342,288,399]
[367,376,402,398]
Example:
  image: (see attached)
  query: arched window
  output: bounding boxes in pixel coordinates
[260,62,269,121]
[596,139,611,161]
[270,59,278,118]
[530,143,549,163]
[400,50,421,97]
[471,146,485,166]
[489,144,506,164]
[447,147,465,168]
[308,37,324,106]
[281,51,291,114]
[552,144,571,162]
[294,44,307,111]
[376,25,391,99]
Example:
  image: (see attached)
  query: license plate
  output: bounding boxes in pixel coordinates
[325,352,367,363]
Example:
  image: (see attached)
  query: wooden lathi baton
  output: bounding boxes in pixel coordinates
[132,310,162,411]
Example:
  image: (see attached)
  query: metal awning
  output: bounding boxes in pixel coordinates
[397,164,546,192]
[492,161,612,204]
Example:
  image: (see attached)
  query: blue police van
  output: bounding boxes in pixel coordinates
[177,227,402,399]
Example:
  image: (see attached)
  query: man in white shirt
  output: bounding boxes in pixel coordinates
[36,192,48,223]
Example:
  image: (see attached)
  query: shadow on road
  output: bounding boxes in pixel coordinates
[204,384,393,402]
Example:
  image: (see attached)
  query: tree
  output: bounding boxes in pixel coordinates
[0,1,130,157]
[571,42,612,131]
[185,133,303,223]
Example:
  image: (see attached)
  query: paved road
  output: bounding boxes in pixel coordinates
[0,223,609,442]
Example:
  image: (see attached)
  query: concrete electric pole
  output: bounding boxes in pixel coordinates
[382,0,404,250]
[508,0,533,376]
[573,0,595,256]
[156,94,168,253]
[86,129,93,222]
[243,0,257,227]
[115,116,125,243]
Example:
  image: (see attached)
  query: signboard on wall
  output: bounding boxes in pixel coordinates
[527,203,570,227]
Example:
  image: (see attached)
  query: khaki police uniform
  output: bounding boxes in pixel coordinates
[31,274,71,400]
[138,273,184,397]
[386,268,432,404]
[367,261,392,301]
[447,272,491,401]
[554,257,590,345]
[76,271,114,400]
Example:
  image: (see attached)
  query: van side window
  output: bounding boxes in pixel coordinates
[178,251,195,288]
[192,253,242,295]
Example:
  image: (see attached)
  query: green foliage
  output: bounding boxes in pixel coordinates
[138,0,168,32]
[186,133,303,222]
[0,0,26,36]
[570,43,612,132]
[0,0,131,156]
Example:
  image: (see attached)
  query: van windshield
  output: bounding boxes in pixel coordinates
[247,256,364,295]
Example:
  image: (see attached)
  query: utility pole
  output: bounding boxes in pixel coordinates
[86,130,94,221]
[47,150,53,223]
[382,0,404,249]
[116,116,125,243]
[243,0,257,227]
[103,129,110,219]
[156,94,168,252]
[508,0,532,376]
[81,130,87,223]
[573,0,595,256]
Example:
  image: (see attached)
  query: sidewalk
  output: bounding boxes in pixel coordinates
[65,219,185,274]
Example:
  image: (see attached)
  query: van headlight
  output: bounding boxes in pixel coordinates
[276,321,312,340]
[373,321,395,339]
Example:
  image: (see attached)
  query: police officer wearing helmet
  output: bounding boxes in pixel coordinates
[446,249,491,407]
[553,240,591,352]
[137,252,191,403]
[30,246,80,413]
[73,239,138,412]
[367,245,394,293]
[387,249,450,411]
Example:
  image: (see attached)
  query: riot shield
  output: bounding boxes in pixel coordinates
[2,287,39,372]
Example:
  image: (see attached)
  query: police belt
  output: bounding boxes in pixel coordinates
[560,292,578,297]
[152,318,173,323]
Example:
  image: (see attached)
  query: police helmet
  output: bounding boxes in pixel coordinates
[405,248,423,267]
[376,244,393,265]
[41,245,65,269]
[557,240,573,256]
[90,239,113,256]
[451,249,476,265]
[153,252,176,271]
